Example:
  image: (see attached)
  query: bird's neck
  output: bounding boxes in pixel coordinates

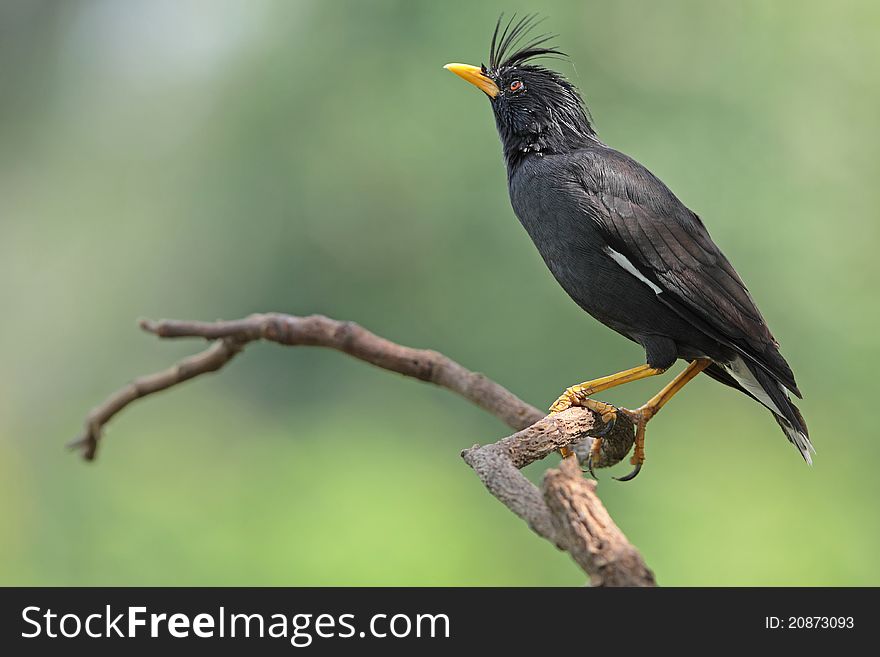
[498,116,598,171]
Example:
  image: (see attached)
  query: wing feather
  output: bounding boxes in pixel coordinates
[569,148,800,395]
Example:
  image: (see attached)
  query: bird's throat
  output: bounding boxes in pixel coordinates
[496,113,597,171]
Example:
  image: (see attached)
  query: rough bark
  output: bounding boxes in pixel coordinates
[71,312,656,586]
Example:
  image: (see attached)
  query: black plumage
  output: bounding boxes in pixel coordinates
[446,16,811,475]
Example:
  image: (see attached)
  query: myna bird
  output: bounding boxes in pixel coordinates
[445,16,811,480]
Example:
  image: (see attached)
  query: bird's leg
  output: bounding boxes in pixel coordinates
[614,358,712,481]
[583,434,604,479]
[550,364,666,460]
[549,364,666,414]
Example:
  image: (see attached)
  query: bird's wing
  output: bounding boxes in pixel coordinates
[568,148,800,396]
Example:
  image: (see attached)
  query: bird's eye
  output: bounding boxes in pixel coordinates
[509,80,524,92]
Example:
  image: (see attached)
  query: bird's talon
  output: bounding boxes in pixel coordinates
[584,436,603,479]
[613,461,642,482]
[549,389,580,414]
[585,454,599,479]
[595,410,617,436]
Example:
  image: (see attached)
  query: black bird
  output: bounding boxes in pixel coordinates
[445,16,811,480]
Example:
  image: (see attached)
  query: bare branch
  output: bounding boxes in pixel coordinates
[144,313,545,430]
[70,313,542,461]
[70,312,655,586]
[462,408,655,586]
[69,338,244,460]
[544,456,656,586]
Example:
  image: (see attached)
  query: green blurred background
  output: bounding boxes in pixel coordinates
[2,0,878,586]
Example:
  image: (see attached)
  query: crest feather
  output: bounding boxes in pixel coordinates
[488,13,566,71]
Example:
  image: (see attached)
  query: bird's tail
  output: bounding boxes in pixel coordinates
[743,359,814,464]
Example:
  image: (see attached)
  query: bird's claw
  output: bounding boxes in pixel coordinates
[594,409,617,437]
[613,461,642,482]
[555,399,644,482]
[583,452,599,479]
[612,408,645,481]
[580,435,605,479]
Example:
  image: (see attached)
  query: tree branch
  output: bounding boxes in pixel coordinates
[70,312,655,586]
[461,409,655,586]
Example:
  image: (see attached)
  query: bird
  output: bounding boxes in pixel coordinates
[444,15,811,480]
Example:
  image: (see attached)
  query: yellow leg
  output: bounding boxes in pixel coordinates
[551,364,667,461]
[615,358,711,481]
[549,364,667,414]
[640,358,711,418]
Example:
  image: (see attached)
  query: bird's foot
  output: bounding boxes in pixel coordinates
[550,393,619,467]
[549,389,578,414]
[550,383,592,413]
[550,390,618,424]
[551,387,580,459]
[590,400,619,436]
[613,408,650,482]
[583,435,604,479]
[614,459,643,482]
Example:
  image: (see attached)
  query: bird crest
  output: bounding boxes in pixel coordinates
[487,14,566,73]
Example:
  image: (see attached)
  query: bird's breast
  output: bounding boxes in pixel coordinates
[506,157,666,337]
[508,158,605,268]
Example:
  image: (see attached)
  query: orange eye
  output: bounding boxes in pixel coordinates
[509,80,523,92]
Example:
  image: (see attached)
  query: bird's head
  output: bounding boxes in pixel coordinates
[445,15,596,168]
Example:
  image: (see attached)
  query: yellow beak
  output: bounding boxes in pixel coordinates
[444,63,500,98]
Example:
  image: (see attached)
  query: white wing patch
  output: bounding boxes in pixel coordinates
[604,247,662,294]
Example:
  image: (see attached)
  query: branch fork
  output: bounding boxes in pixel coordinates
[71,313,656,586]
